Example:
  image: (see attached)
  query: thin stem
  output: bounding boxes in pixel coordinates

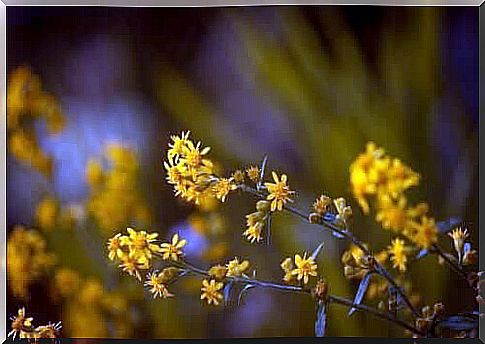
[165,258,424,337]
[240,184,419,318]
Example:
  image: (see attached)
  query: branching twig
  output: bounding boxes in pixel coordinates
[239,184,420,318]
[161,258,425,337]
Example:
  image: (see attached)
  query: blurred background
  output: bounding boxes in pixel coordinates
[6,6,478,338]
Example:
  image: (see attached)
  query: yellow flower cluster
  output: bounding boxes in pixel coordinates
[7,66,66,178]
[53,270,132,338]
[281,252,318,285]
[243,200,271,243]
[164,131,238,206]
[350,142,439,250]
[9,307,61,340]
[86,144,151,234]
[107,227,166,281]
[7,225,56,298]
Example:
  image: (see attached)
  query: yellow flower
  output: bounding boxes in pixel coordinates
[265,171,294,212]
[35,197,59,231]
[200,279,224,306]
[226,257,250,277]
[448,227,469,256]
[144,272,174,299]
[118,254,149,281]
[181,140,212,169]
[212,178,237,202]
[333,197,352,226]
[160,233,187,261]
[313,195,332,215]
[280,257,295,283]
[85,159,104,187]
[79,279,104,304]
[246,165,261,183]
[242,221,263,244]
[409,216,438,249]
[291,253,318,284]
[208,264,228,280]
[168,130,191,160]
[387,158,420,197]
[388,238,408,272]
[125,227,161,260]
[232,169,245,184]
[107,233,127,261]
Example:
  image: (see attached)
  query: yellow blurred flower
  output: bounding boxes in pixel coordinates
[409,216,438,249]
[232,169,245,184]
[124,227,161,260]
[388,238,408,272]
[54,268,81,297]
[280,257,295,283]
[35,197,59,231]
[200,279,224,306]
[208,264,227,280]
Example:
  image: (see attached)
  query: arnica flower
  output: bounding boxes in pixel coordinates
[118,254,149,281]
[160,233,187,261]
[124,227,162,260]
[291,253,318,285]
[409,216,438,249]
[246,165,261,183]
[448,227,469,261]
[226,257,250,277]
[208,264,228,280]
[333,197,352,227]
[200,279,224,306]
[243,221,263,244]
[144,271,174,299]
[232,169,245,184]
[388,238,408,272]
[107,233,126,261]
[265,171,295,212]
[313,195,332,215]
[212,177,237,202]
[168,130,191,160]
[280,257,295,283]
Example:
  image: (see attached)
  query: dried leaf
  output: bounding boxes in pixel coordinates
[349,272,371,316]
[315,301,327,337]
[257,155,268,191]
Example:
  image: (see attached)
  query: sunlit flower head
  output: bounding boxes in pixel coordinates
[280,257,295,283]
[208,264,227,280]
[118,254,149,281]
[107,233,127,261]
[243,222,264,244]
[144,271,174,299]
[226,257,250,277]
[291,252,318,284]
[160,233,187,261]
[125,227,161,260]
[265,171,295,212]
[212,177,237,202]
[200,279,224,306]
[168,130,191,160]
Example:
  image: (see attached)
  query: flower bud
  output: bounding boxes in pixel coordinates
[256,200,271,213]
[308,212,323,224]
